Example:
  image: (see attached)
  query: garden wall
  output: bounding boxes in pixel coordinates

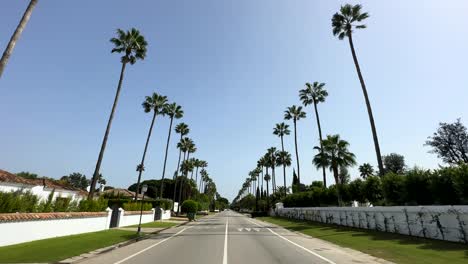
[274,204,468,243]
[0,207,163,247]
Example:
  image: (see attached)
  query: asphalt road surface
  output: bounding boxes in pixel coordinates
[80,210,390,264]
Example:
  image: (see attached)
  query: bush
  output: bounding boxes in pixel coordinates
[78,197,108,212]
[381,173,406,205]
[181,200,198,213]
[348,179,366,203]
[363,176,383,204]
[122,202,152,211]
[0,191,39,213]
[150,199,173,210]
[405,168,433,205]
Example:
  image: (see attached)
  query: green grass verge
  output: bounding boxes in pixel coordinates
[258,217,468,264]
[0,229,136,263]
[128,221,178,228]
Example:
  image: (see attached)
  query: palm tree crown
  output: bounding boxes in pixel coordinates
[299,82,328,106]
[284,105,306,121]
[332,4,369,40]
[142,93,168,114]
[110,28,148,64]
[359,163,374,179]
[276,151,292,167]
[163,102,184,119]
[313,134,357,177]
[273,122,290,137]
[175,123,190,136]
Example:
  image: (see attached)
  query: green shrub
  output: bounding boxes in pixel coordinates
[107,198,132,209]
[348,179,366,203]
[150,199,173,210]
[122,202,152,211]
[405,168,433,205]
[181,200,198,213]
[78,197,108,212]
[53,197,72,212]
[430,168,460,205]
[381,173,406,205]
[0,191,39,213]
[363,176,383,204]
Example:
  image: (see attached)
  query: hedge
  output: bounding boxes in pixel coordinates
[283,164,468,207]
[122,202,152,211]
[181,200,198,213]
[150,199,173,210]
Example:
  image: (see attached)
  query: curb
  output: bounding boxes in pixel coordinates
[57,220,189,264]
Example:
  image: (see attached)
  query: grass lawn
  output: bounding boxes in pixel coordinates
[128,221,178,228]
[258,217,468,264]
[0,229,136,263]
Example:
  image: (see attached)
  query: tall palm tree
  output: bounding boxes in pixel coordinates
[273,122,290,189]
[177,139,196,215]
[359,163,374,179]
[89,28,147,199]
[299,82,329,187]
[284,105,306,183]
[134,93,168,200]
[264,173,271,208]
[0,0,38,78]
[172,136,190,210]
[276,150,292,196]
[332,4,383,176]
[174,123,189,177]
[159,103,183,198]
[313,134,356,205]
[199,168,208,193]
[257,157,266,195]
[267,147,278,193]
[196,160,207,186]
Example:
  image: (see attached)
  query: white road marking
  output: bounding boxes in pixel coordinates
[237,228,243,232]
[222,213,229,264]
[253,228,260,232]
[246,218,336,264]
[245,228,251,232]
[113,226,191,264]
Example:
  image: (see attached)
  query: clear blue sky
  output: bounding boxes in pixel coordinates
[1,0,468,201]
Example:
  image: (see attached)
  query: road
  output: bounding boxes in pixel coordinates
[80,210,390,264]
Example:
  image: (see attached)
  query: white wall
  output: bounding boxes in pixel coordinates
[275,205,468,243]
[0,209,112,247]
[162,210,171,220]
[117,209,155,227]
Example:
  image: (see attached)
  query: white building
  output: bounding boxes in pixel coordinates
[0,169,87,202]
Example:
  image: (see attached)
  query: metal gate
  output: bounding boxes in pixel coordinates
[154,206,162,220]
[109,205,120,228]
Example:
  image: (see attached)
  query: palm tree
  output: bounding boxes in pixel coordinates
[257,157,266,196]
[276,150,292,196]
[264,173,271,208]
[196,160,207,186]
[174,123,189,177]
[159,103,183,198]
[313,134,356,205]
[266,147,279,193]
[172,136,190,210]
[332,4,383,176]
[134,93,168,200]
[89,28,147,199]
[359,163,374,179]
[199,168,208,193]
[177,139,196,215]
[284,105,306,183]
[0,0,38,78]
[299,82,329,187]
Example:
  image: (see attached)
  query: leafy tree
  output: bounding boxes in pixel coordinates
[134,92,168,200]
[97,174,106,185]
[284,105,306,182]
[405,168,433,205]
[60,173,89,190]
[0,0,38,78]
[160,102,183,198]
[338,166,351,184]
[363,176,383,204]
[299,82,329,187]
[358,163,373,179]
[332,4,384,176]
[348,179,366,203]
[425,119,468,164]
[381,173,405,205]
[383,153,406,174]
[16,171,38,179]
[90,28,148,199]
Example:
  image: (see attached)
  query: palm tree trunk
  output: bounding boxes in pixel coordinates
[313,102,327,187]
[89,62,127,199]
[159,117,174,198]
[348,33,384,176]
[134,111,158,200]
[332,165,342,206]
[293,119,301,183]
[175,134,183,177]
[0,0,38,78]
[195,167,199,185]
[176,151,187,215]
[266,180,270,209]
[280,136,287,196]
[272,166,276,193]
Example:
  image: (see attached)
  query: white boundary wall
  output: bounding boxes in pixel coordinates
[275,205,468,243]
[117,209,155,227]
[0,209,112,247]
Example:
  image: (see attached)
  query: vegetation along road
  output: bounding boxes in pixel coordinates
[80,211,389,264]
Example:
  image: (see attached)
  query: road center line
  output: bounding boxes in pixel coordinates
[113,226,191,264]
[246,218,336,264]
[222,212,229,264]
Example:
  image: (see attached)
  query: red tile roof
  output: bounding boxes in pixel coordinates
[0,212,108,223]
[0,169,88,196]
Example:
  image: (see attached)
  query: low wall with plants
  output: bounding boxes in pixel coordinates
[275,205,468,244]
[0,211,111,246]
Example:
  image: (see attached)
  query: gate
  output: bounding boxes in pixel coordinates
[154,206,162,220]
[109,205,120,228]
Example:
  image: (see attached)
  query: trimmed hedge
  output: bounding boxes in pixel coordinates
[150,199,173,210]
[122,202,152,211]
[283,164,468,207]
[181,200,198,213]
